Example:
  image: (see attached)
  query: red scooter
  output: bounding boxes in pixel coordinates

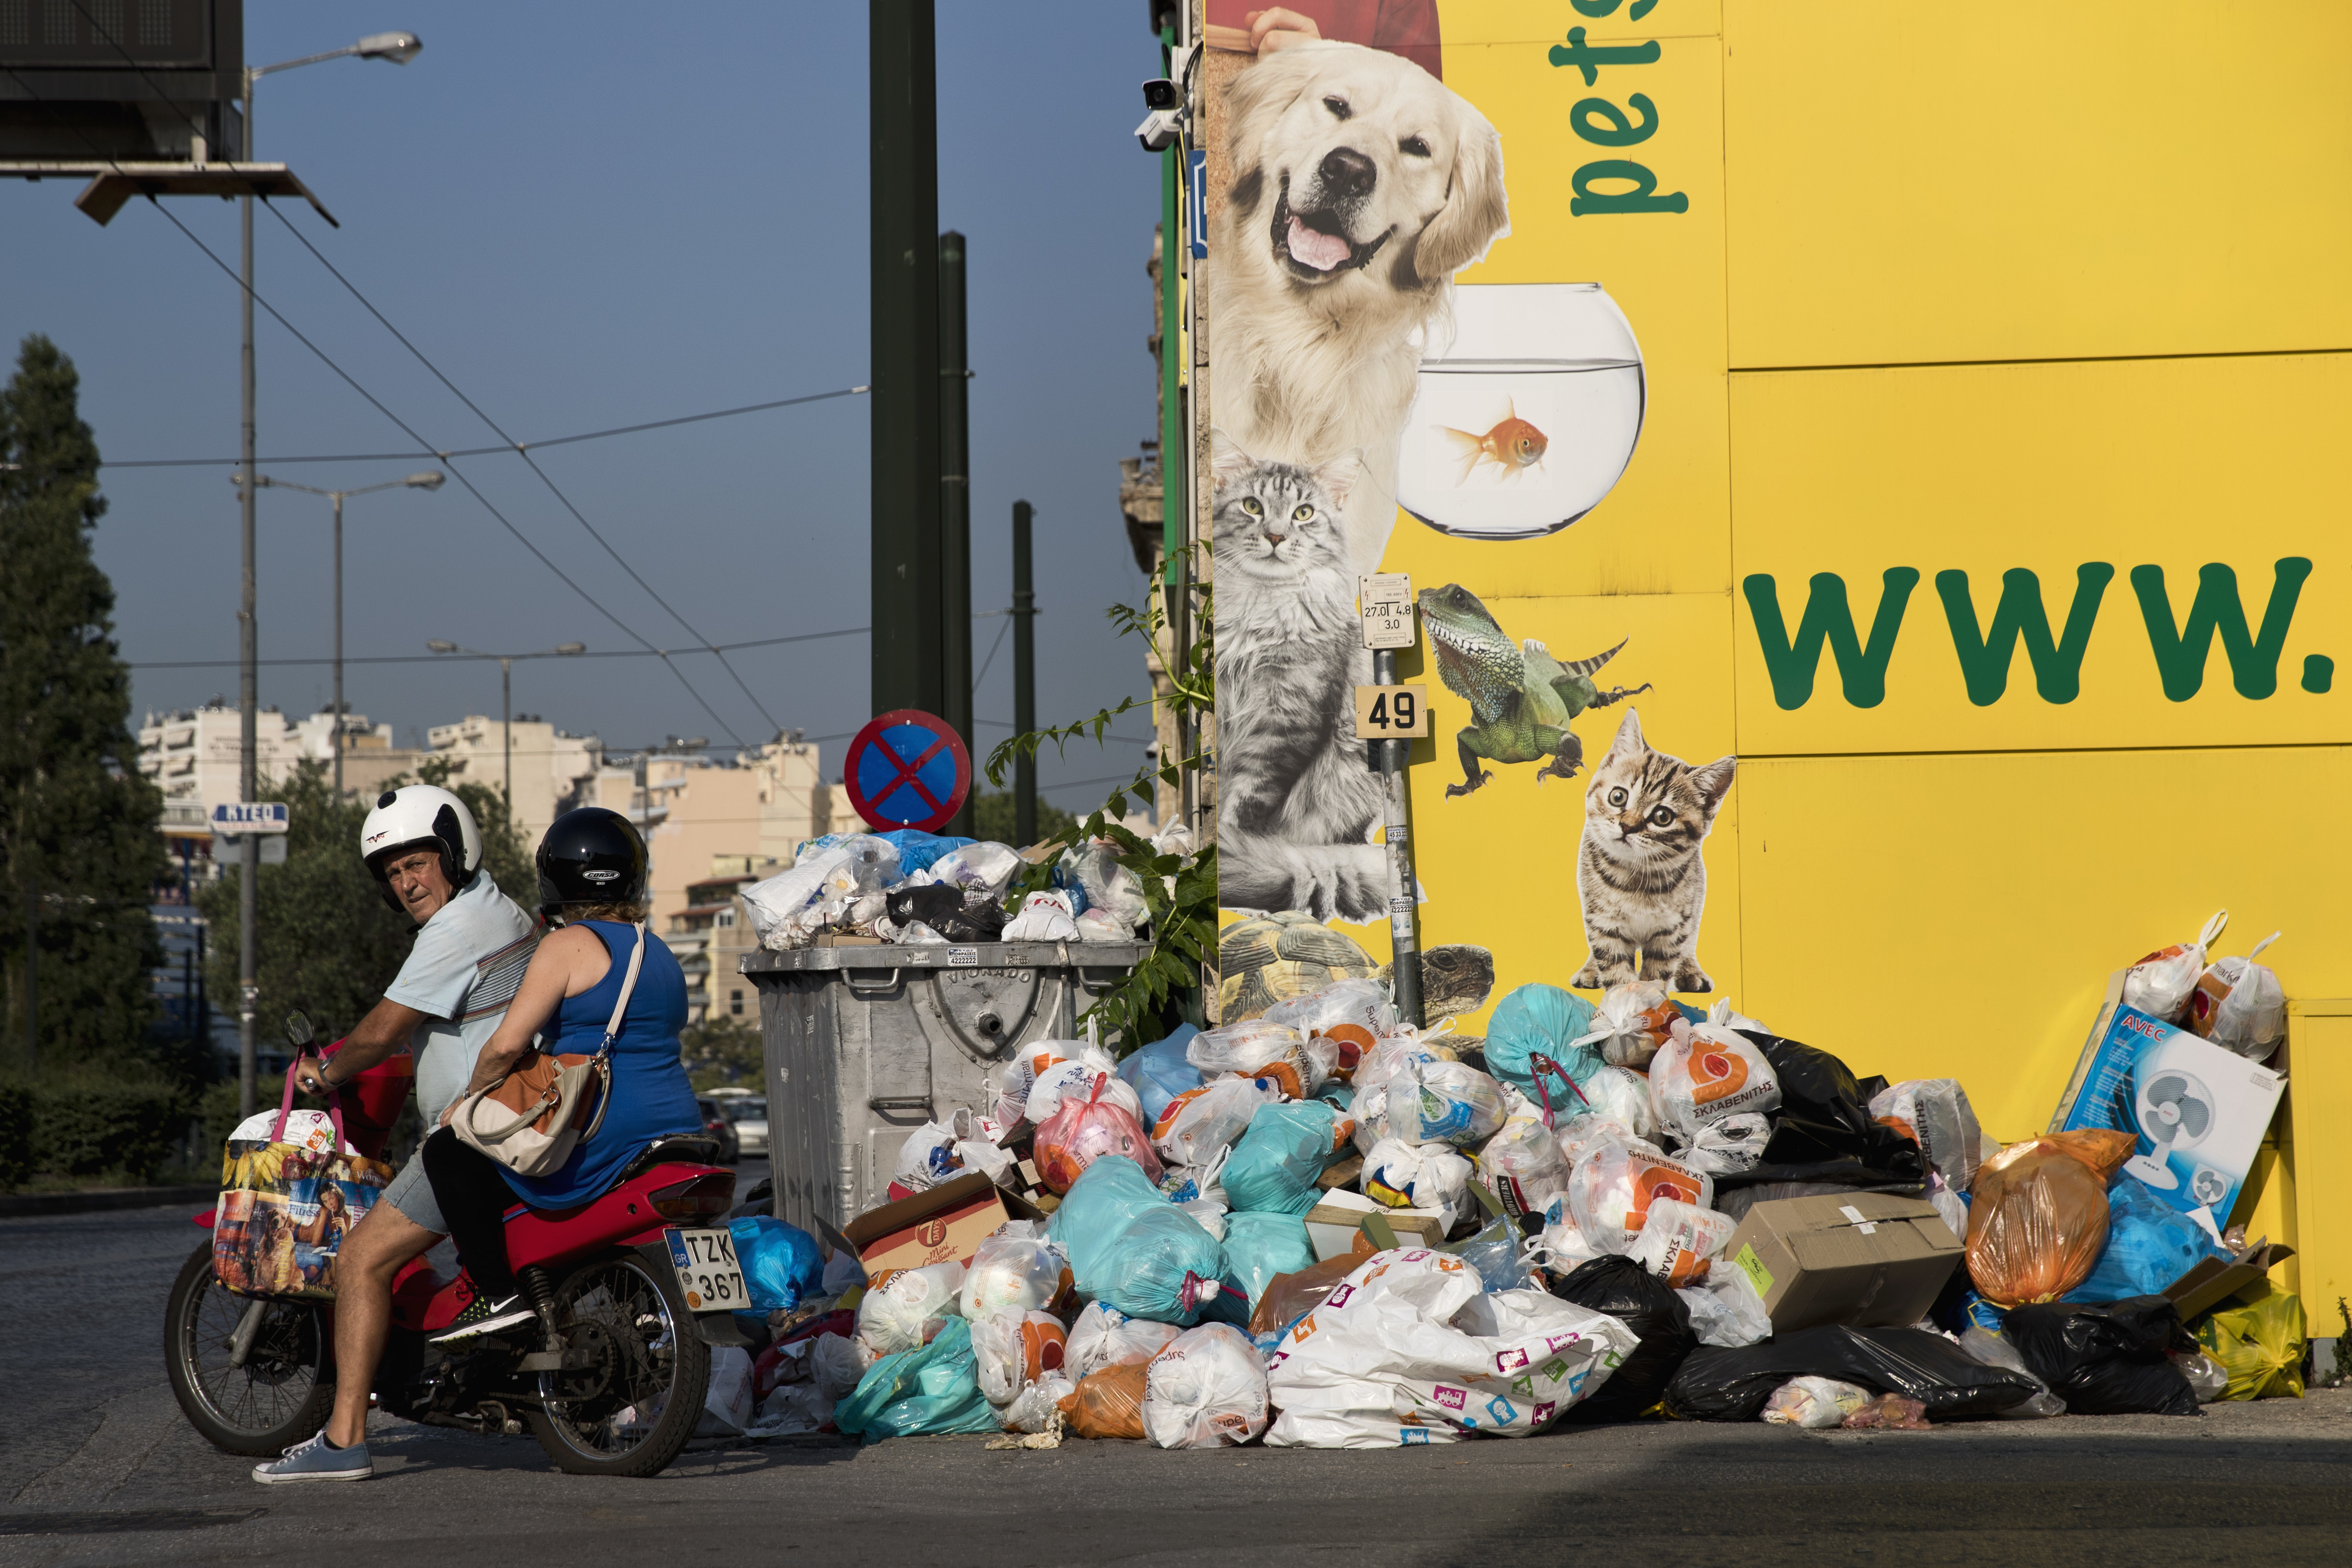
[165,1014,750,1477]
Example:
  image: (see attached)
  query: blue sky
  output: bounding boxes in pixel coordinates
[1,1,1167,809]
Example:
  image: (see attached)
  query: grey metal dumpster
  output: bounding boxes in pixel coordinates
[742,940,1153,1235]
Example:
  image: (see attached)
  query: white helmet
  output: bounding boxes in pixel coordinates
[361,784,483,910]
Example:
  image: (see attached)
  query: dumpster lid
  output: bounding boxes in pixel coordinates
[740,939,1155,974]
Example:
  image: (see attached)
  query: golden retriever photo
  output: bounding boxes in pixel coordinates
[1212,39,1509,573]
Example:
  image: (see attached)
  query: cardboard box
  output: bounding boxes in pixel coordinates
[2166,1241,2296,1322]
[838,1171,1045,1273]
[2054,1005,2286,1230]
[1307,1189,1445,1258]
[1721,1193,1964,1333]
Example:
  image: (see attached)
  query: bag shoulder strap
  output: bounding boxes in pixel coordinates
[599,921,650,1058]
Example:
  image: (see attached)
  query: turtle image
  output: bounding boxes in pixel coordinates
[1217,912,1379,1022]
[1378,944,1497,1023]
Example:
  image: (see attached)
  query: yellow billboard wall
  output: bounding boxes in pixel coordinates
[1200,3,2351,1279]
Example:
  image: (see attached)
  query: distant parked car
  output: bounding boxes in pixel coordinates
[709,1090,768,1159]
[696,1096,741,1164]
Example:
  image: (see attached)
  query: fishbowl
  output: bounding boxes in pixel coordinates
[1394,282,1645,541]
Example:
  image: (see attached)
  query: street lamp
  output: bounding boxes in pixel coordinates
[235,471,443,797]
[426,641,588,809]
[229,30,425,1123]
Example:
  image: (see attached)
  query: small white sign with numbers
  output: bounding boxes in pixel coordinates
[1354,683,1433,739]
[1359,573,1415,650]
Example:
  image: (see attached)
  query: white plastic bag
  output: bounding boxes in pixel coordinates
[748,1380,834,1436]
[1567,1141,1713,1254]
[1678,1263,1772,1347]
[971,1308,1070,1409]
[1627,1197,1735,1287]
[1065,1301,1183,1381]
[1530,1198,1604,1278]
[1386,1058,1507,1147]
[959,1232,1071,1320]
[1187,1019,1315,1098]
[1001,1373,1077,1434]
[743,849,851,948]
[697,1345,756,1435]
[1867,1079,1986,1192]
[2121,909,2229,1023]
[1346,1035,1444,1152]
[1760,1376,1872,1428]
[1000,889,1081,943]
[1567,1065,1658,1144]
[1263,978,1396,1082]
[1570,980,1682,1070]
[1476,1113,1573,1219]
[1064,839,1149,929]
[2188,932,2285,1060]
[1362,1138,1474,1231]
[1075,908,1133,942]
[1142,1323,1270,1448]
[993,1039,1079,1125]
[853,1259,966,1357]
[808,1331,870,1399]
[1685,1112,1772,1175]
[1179,1196,1229,1242]
[1150,1078,1278,1167]
[224,1107,358,1155]
[929,842,1023,899]
[1648,1019,1782,1143]
[1706,998,1770,1035]
[1024,1047,1134,1126]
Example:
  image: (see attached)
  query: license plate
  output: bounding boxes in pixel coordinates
[663,1227,748,1313]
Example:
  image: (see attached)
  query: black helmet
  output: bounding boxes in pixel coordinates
[536,807,650,918]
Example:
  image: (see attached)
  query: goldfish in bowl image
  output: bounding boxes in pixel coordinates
[1395,283,1645,541]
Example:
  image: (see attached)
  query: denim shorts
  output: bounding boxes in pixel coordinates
[380,1145,448,1235]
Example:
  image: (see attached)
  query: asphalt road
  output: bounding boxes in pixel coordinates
[5,1195,2349,1568]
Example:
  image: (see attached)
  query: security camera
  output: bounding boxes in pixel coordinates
[1142,77,1180,111]
[1136,107,1186,152]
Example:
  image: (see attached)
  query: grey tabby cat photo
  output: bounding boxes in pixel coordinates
[1211,430,1389,924]
[1570,709,1736,993]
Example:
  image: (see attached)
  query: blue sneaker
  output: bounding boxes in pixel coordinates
[251,1430,372,1484]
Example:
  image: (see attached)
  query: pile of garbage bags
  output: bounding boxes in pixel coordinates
[718,907,2308,1447]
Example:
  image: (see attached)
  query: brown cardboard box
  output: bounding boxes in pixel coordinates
[838,1171,1045,1273]
[2165,1241,2295,1322]
[1722,1192,1964,1333]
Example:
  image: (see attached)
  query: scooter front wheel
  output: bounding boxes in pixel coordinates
[527,1250,711,1477]
[164,1240,335,1456]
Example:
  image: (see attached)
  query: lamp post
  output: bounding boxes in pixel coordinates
[231,30,424,1120]
[237,472,443,796]
[425,642,588,813]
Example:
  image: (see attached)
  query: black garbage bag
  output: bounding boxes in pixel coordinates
[884,884,1007,944]
[1547,1256,1696,1423]
[1716,1032,1925,1191]
[2005,1295,2200,1416]
[1665,1324,2041,1422]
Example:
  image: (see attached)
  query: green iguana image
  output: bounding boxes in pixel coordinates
[1416,583,1651,798]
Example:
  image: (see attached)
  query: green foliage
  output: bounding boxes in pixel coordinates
[680,1012,762,1092]
[971,789,1079,851]
[199,759,535,1044]
[32,1079,188,1182]
[0,335,170,1070]
[985,570,1213,1050]
[0,1081,30,1188]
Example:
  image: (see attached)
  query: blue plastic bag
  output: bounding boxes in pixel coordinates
[832,1316,998,1441]
[1048,1155,1172,1291]
[1092,1204,1231,1325]
[1048,859,1092,916]
[1222,1101,1337,1218]
[1117,1025,1205,1125]
[729,1215,825,1313]
[876,829,976,877]
[1221,1211,1317,1308]
[2068,1176,2228,1303]
[1483,984,1604,1112]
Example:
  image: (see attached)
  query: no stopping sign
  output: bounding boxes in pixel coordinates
[842,709,972,833]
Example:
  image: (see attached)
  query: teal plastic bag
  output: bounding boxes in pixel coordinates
[1094,1204,1231,1325]
[1223,1101,1337,1217]
[832,1316,998,1441]
[1048,1155,1171,1292]
[1484,984,1604,1113]
[1222,1211,1317,1308]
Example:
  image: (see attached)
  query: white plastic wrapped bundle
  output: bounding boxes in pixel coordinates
[1626,1197,1735,1287]
[1684,1112,1772,1175]
[958,1232,1071,1320]
[1867,1079,1986,1192]
[1566,1141,1712,1254]
[1648,1019,1782,1144]
[1150,1078,1277,1167]
[743,849,851,949]
[853,1259,967,1357]
[1064,1301,1183,1381]
[2121,909,2229,1023]
[1023,1048,1133,1127]
[1570,979,1682,1069]
[1475,1114,1572,1218]
[1263,978,1397,1083]
[1385,1058,1506,1147]
[992,1039,1080,1125]
[971,1308,1070,1409]
[1186,1019,1315,1098]
[1142,1323,1270,1448]
[1000,889,1081,942]
[929,841,1023,899]
[1346,1037,1441,1153]
[2188,932,2285,1060]
[1361,1137,1473,1231]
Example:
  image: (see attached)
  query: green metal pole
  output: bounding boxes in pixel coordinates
[938,231,974,835]
[1012,500,1036,846]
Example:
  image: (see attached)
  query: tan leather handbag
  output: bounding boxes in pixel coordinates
[451,922,646,1176]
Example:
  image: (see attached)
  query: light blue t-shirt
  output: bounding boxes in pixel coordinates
[382,872,539,1123]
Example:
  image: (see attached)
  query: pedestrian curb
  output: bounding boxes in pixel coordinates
[0,1184,215,1218]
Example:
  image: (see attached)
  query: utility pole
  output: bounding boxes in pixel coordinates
[1012,500,1037,845]
[21,877,35,1075]
[938,230,974,836]
[869,0,944,720]
[237,74,260,1120]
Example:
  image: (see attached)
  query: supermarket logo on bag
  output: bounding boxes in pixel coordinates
[1400,1428,1431,1446]
[1485,1396,1519,1426]
[1546,1332,1583,1354]
[1325,1285,1354,1310]
[1494,1348,1531,1373]
[1432,1386,1467,1411]
[1542,1356,1572,1381]
[1533,1401,1556,1425]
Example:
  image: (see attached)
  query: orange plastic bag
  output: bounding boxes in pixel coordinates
[1247,1232,1378,1337]
[1057,1360,1151,1440]
[1964,1134,2132,1307]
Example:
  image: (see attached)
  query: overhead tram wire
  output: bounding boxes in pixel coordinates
[266,203,787,738]
[128,625,870,670]
[138,201,750,750]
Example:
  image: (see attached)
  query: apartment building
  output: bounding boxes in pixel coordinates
[633,736,830,927]
[424,714,604,849]
[666,863,767,1025]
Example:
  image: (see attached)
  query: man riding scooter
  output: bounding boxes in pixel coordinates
[252,784,537,1485]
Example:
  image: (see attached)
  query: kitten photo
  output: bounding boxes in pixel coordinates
[1570,709,1736,993]
[1211,430,1390,924]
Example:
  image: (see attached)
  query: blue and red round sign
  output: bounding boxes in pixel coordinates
[843,709,972,833]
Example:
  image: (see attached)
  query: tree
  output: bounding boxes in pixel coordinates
[0,335,168,1073]
[199,759,535,1045]
[679,1013,762,1092]
[971,789,1079,849]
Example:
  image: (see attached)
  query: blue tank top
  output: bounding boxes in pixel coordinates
[499,921,704,1208]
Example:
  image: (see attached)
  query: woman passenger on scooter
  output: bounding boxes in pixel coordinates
[419,808,704,1340]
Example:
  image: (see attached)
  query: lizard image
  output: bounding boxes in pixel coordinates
[1415,582,1651,798]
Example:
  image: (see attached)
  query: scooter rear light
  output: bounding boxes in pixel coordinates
[649,1172,736,1220]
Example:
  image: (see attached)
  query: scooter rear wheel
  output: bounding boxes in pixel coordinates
[164,1240,335,1456]
[526,1251,711,1477]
